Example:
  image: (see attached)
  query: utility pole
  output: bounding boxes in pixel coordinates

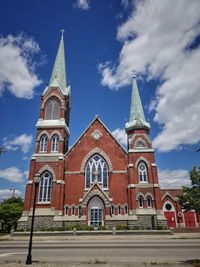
[0,147,8,156]
[10,188,17,198]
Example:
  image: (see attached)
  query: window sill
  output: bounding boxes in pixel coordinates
[37,202,51,204]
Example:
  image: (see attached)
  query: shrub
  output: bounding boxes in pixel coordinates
[116,224,129,230]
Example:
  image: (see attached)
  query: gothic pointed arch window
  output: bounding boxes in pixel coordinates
[138,161,148,182]
[51,134,59,152]
[45,98,60,120]
[38,171,53,202]
[40,135,47,152]
[147,196,153,208]
[138,195,144,208]
[85,154,108,189]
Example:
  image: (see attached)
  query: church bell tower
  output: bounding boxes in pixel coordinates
[19,32,71,229]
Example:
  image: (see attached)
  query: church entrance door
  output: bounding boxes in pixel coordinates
[90,208,102,228]
[88,196,104,229]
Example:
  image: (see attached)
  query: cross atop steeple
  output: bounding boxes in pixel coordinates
[132,69,136,79]
[61,29,65,39]
[42,32,71,96]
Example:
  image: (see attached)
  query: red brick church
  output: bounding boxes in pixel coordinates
[18,34,199,230]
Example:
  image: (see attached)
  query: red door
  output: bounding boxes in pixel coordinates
[184,211,196,227]
[164,211,176,227]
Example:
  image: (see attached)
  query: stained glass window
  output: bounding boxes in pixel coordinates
[85,154,108,189]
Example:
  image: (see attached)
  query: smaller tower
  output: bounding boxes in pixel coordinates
[126,74,166,229]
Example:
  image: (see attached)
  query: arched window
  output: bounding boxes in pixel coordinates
[147,196,153,208]
[138,161,148,182]
[38,171,53,202]
[40,135,47,152]
[85,154,108,189]
[138,196,144,208]
[51,135,59,152]
[125,205,128,215]
[45,98,60,120]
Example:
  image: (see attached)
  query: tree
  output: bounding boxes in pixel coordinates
[0,197,23,232]
[179,166,200,214]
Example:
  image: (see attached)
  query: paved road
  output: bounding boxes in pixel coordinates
[0,238,200,266]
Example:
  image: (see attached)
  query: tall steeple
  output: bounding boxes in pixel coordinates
[125,73,150,131]
[43,31,70,96]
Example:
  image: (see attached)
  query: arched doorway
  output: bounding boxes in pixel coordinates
[163,201,177,228]
[88,196,104,228]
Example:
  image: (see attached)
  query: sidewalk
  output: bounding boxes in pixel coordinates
[1,232,200,241]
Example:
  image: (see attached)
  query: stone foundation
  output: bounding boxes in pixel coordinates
[18,214,167,231]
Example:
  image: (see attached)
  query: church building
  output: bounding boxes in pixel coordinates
[18,34,199,230]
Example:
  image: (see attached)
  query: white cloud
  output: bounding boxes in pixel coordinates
[0,189,22,201]
[0,167,26,183]
[0,34,42,99]
[3,134,33,154]
[112,128,127,147]
[99,0,200,152]
[121,0,133,10]
[158,169,190,189]
[74,0,90,10]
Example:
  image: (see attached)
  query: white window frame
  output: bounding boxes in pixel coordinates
[45,98,60,120]
[138,161,148,183]
[138,196,144,208]
[51,134,59,152]
[40,135,47,152]
[38,171,52,203]
[147,196,153,208]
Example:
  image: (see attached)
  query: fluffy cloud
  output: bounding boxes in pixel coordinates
[121,0,133,10]
[74,0,90,10]
[99,0,200,152]
[112,128,127,147]
[0,189,22,201]
[0,167,26,183]
[3,134,33,154]
[158,169,190,189]
[0,34,42,99]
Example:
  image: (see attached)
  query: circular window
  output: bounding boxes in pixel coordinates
[165,203,172,211]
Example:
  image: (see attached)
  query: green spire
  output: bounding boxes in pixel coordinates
[43,31,70,95]
[125,74,150,131]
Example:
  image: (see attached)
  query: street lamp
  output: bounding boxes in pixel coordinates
[26,174,40,265]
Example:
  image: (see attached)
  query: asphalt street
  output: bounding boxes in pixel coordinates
[0,237,200,266]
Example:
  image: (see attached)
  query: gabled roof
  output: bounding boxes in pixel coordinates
[66,116,127,156]
[79,182,112,206]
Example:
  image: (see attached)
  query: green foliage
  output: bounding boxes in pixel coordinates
[98,225,107,230]
[178,166,200,214]
[0,197,23,232]
[64,223,94,231]
[156,225,164,230]
[116,223,129,230]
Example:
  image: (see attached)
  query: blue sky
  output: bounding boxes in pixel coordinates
[0,0,200,200]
